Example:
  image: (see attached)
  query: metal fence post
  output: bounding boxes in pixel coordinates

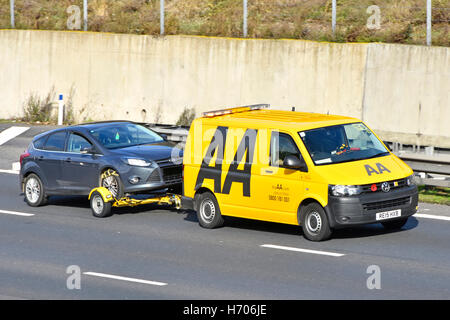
[332,0,336,36]
[83,0,88,31]
[10,0,15,28]
[160,0,165,35]
[426,0,432,46]
[243,0,248,37]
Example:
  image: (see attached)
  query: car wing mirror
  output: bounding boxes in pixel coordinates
[81,146,96,154]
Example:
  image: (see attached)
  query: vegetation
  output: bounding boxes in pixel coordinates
[418,186,450,206]
[176,107,196,126]
[22,87,55,123]
[0,0,448,46]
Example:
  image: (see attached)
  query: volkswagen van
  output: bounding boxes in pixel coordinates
[182,105,418,241]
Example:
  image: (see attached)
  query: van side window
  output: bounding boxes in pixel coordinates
[43,131,67,152]
[270,132,301,167]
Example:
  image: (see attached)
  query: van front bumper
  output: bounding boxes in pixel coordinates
[324,185,418,228]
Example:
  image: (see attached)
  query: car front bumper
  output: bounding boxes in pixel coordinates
[324,185,419,228]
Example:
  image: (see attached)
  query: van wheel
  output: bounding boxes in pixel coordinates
[301,203,332,241]
[195,192,224,229]
[100,169,124,199]
[382,217,408,230]
[24,174,47,207]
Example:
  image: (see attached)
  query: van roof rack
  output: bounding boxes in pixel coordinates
[202,104,270,118]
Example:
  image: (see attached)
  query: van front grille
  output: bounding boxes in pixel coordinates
[363,196,411,212]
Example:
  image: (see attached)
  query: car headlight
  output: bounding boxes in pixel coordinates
[406,174,415,186]
[330,185,362,197]
[121,157,152,167]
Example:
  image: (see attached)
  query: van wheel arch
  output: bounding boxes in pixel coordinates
[297,198,330,224]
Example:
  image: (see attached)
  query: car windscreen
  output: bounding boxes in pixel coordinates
[89,123,164,149]
[298,122,389,165]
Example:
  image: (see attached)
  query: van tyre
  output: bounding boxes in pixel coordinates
[382,217,408,230]
[196,192,224,229]
[90,191,113,218]
[24,174,47,207]
[301,203,332,241]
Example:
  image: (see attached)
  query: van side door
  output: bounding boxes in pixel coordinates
[254,130,307,225]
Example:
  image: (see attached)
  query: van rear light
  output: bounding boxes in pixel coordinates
[19,152,30,167]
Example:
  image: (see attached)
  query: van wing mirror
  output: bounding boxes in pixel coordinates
[283,155,308,172]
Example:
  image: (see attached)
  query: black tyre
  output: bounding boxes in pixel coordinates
[195,192,224,229]
[100,169,124,199]
[300,202,332,241]
[24,173,47,207]
[90,191,113,218]
[382,217,408,230]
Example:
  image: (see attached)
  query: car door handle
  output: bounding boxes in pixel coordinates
[65,158,72,163]
[37,156,44,161]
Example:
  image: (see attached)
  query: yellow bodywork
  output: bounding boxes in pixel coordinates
[88,187,181,209]
[183,109,413,226]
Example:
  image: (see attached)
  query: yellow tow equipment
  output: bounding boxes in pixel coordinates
[88,187,182,218]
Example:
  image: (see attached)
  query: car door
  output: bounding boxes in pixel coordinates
[60,132,100,194]
[38,130,67,192]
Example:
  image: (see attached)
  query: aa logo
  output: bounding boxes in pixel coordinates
[365,163,391,176]
[195,126,257,197]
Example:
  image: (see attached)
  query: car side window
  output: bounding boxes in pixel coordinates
[67,133,92,153]
[43,131,67,151]
[33,136,47,149]
[270,132,302,167]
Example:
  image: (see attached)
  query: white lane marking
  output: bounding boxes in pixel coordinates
[0,126,29,146]
[83,272,168,286]
[12,162,20,171]
[261,244,345,257]
[416,214,450,222]
[0,169,19,175]
[0,209,34,217]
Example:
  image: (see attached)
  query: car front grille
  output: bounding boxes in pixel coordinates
[363,196,411,212]
[162,166,182,184]
[147,170,161,183]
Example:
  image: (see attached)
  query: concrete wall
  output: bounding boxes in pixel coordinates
[0,30,448,147]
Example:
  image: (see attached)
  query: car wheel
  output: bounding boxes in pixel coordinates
[382,217,408,230]
[90,190,113,218]
[195,192,224,229]
[100,169,124,199]
[24,173,47,207]
[301,202,332,241]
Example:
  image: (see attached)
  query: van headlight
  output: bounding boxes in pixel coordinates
[406,174,415,186]
[330,185,362,197]
[121,157,153,167]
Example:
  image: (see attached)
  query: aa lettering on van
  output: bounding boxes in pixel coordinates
[365,163,391,176]
[195,126,257,197]
[195,126,228,193]
[221,128,257,197]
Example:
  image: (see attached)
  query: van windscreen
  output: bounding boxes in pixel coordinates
[298,122,389,165]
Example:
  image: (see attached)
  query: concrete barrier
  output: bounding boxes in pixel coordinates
[0,30,448,147]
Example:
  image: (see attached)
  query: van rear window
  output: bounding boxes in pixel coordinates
[299,122,389,165]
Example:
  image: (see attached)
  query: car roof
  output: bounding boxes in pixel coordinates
[197,109,360,131]
[32,121,136,141]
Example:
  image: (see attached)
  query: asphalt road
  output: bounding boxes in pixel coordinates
[1,124,450,300]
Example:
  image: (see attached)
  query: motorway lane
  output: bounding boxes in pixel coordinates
[1,172,450,299]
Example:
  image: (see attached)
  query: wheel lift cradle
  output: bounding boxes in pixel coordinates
[88,187,182,217]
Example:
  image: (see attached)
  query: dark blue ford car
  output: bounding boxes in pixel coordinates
[20,121,183,207]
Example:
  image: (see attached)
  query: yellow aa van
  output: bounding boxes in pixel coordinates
[182,105,418,241]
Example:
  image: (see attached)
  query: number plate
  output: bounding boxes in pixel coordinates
[376,209,401,221]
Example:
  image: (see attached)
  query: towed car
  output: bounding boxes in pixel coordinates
[20,121,183,207]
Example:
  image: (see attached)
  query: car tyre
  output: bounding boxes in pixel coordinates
[301,202,332,241]
[381,217,408,230]
[195,192,224,229]
[24,173,47,207]
[90,190,113,218]
[100,169,124,199]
